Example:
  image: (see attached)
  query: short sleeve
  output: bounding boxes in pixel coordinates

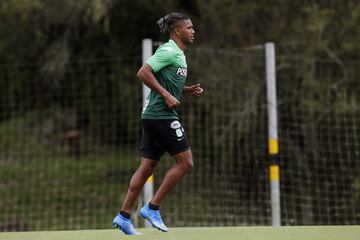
[146,45,176,72]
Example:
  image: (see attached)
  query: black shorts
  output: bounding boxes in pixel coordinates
[140,119,191,161]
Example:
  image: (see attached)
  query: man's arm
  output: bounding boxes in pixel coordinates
[137,64,180,109]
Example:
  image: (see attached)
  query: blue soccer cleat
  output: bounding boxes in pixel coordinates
[140,204,168,232]
[112,213,142,235]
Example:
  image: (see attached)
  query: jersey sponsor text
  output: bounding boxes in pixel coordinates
[176,67,187,77]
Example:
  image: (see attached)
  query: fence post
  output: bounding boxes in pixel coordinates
[265,42,281,226]
[142,38,153,228]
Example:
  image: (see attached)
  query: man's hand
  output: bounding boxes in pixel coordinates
[184,83,204,96]
[164,93,181,109]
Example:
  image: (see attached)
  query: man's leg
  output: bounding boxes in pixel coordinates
[151,149,193,205]
[113,158,157,235]
[140,149,193,232]
[121,158,158,213]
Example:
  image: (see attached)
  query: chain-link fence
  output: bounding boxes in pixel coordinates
[1,47,360,231]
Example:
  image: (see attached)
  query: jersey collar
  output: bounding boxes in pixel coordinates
[169,39,183,53]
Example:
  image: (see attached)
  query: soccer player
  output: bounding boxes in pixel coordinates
[112,13,203,235]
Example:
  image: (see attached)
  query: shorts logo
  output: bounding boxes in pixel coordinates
[170,120,181,129]
[171,121,184,140]
[176,129,183,138]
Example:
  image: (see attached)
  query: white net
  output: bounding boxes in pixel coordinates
[277,57,360,224]
[1,46,360,231]
[0,58,143,230]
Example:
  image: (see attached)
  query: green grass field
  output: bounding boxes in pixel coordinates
[1,226,359,240]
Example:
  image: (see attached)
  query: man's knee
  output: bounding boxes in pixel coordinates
[140,158,157,174]
[179,158,194,173]
[129,159,157,192]
[175,150,194,173]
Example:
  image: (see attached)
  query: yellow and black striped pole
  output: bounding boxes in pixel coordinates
[265,42,281,226]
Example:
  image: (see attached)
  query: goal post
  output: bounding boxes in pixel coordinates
[141,38,153,228]
[265,42,281,226]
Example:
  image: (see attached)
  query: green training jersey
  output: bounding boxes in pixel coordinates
[141,39,188,120]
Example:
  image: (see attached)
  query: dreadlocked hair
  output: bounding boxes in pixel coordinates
[157,13,189,34]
